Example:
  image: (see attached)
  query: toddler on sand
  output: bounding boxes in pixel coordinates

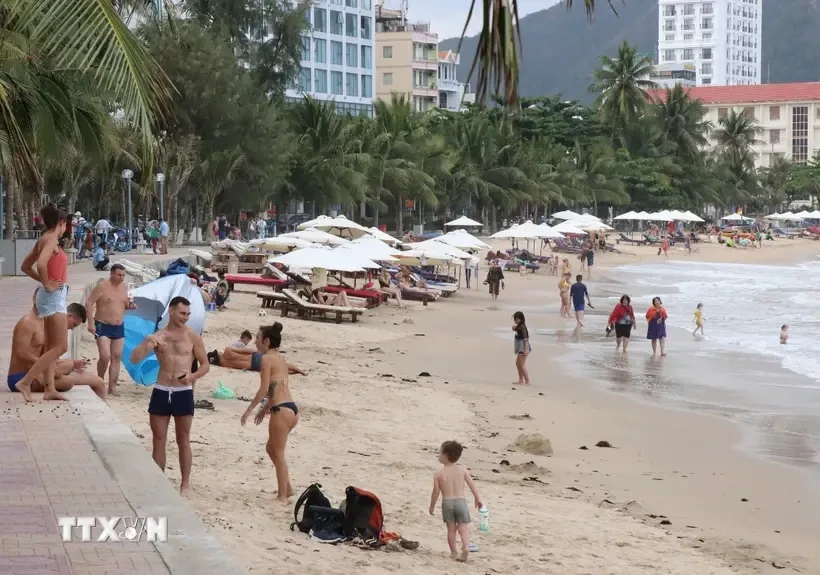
[429,441,482,562]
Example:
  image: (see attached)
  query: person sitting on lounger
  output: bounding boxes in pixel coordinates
[377,268,403,307]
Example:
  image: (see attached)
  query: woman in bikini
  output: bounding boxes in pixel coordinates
[240,323,307,503]
[558,273,571,318]
[15,204,70,402]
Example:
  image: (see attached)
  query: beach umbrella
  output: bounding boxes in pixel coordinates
[309,215,371,238]
[552,221,588,235]
[280,228,349,246]
[367,226,401,245]
[336,237,401,261]
[808,211,820,219]
[249,236,313,251]
[779,211,803,221]
[536,223,565,239]
[297,215,333,230]
[395,249,453,266]
[614,211,639,221]
[437,229,491,249]
[681,210,705,222]
[406,239,475,262]
[721,213,754,222]
[648,210,675,221]
[764,212,781,219]
[444,215,483,227]
[490,220,546,239]
[635,211,652,221]
[568,219,613,232]
[270,246,379,272]
[795,210,813,218]
[551,209,582,220]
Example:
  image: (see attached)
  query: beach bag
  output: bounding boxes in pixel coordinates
[342,486,383,542]
[291,483,337,534]
[211,381,234,400]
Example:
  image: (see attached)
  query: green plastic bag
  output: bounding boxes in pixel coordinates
[212,381,235,400]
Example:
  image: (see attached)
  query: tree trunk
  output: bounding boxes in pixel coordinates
[4,173,15,238]
[396,194,403,234]
[27,198,37,230]
[171,195,179,245]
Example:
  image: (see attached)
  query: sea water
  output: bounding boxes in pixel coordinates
[616,259,820,386]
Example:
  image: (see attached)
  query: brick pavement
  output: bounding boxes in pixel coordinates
[0,271,170,574]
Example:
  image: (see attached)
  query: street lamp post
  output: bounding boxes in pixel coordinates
[156,173,165,221]
[122,169,133,247]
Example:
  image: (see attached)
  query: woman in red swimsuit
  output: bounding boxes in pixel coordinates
[16,204,72,402]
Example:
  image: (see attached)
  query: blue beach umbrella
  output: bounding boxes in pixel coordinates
[121,275,206,386]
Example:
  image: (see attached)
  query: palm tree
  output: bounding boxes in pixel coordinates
[461,0,614,108]
[567,140,628,213]
[713,110,761,206]
[199,146,245,225]
[653,84,711,164]
[590,41,656,137]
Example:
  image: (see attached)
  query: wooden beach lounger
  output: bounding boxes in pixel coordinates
[617,233,647,246]
[280,289,364,324]
[225,274,288,291]
[323,285,387,308]
[256,291,289,309]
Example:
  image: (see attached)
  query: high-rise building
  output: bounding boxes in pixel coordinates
[375,1,439,112]
[285,0,376,117]
[657,0,761,87]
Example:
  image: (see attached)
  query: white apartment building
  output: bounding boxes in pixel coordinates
[285,0,376,117]
[437,50,475,111]
[657,0,761,87]
[651,83,820,168]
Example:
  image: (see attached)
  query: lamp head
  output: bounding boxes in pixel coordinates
[155,173,165,183]
[121,169,133,180]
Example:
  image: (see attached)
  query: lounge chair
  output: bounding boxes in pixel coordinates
[617,233,646,246]
[323,285,387,308]
[551,239,583,254]
[280,289,364,324]
[400,286,436,306]
[256,290,289,309]
[225,274,288,292]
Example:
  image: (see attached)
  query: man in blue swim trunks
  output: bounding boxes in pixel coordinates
[8,293,105,399]
[569,274,592,327]
[86,264,134,396]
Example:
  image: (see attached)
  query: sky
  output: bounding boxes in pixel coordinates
[390,0,563,40]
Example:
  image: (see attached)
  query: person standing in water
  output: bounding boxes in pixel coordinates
[646,297,668,356]
[558,272,571,318]
[130,297,209,496]
[570,275,592,327]
[240,323,307,503]
[607,295,636,352]
[16,204,70,402]
[692,303,706,336]
[780,324,789,344]
[512,311,531,385]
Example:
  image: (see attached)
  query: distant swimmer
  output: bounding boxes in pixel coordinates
[780,324,789,344]
[692,303,706,336]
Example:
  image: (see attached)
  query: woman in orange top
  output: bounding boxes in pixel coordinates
[646,297,668,356]
[16,204,73,402]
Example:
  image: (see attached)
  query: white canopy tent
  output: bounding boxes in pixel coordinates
[568,219,613,232]
[280,228,349,246]
[269,246,379,272]
[635,211,652,221]
[809,211,820,219]
[444,215,483,227]
[491,221,545,239]
[779,211,803,221]
[764,212,781,219]
[794,210,813,218]
[406,240,476,263]
[551,210,582,220]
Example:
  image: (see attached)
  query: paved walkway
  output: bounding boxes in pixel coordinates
[0,251,193,575]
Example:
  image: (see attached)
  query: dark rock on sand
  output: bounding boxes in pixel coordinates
[578,445,589,450]
[500,459,511,466]
[741,498,749,502]
[418,371,431,377]
[566,486,583,493]
[508,413,532,420]
[595,440,614,448]
[659,519,672,525]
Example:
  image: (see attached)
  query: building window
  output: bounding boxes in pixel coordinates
[300,36,311,61]
[361,45,372,69]
[360,16,372,40]
[345,0,357,7]
[702,78,711,84]
[702,32,711,40]
[331,71,343,95]
[664,49,676,62]
[770,105,780,121]
[683,33,693,40]
[718,107,728,119]
[314,39,326,64]
[346,43,358,67]
[299,67,311,92]
[331,41,343,65]
[361,0,372,8]
[770,129,780,144]
[792,106,809,164]
[313,8,327,33]
[742,106,755,119]
[683,48,694,60]
[702,48,712,60]
[383,45,393,58]
[701,62,712,75]
[346,72,358,96]
[664,21,675,31]
[702,2,713,14]
[683,3,695,15]
[361,74,372,98]
[345,13,357,37]
[663,5,675,16]
[683,19,694,31]
[701,17,713,29]
[330,0,341,4]
[383,72,393,86]
[330,10,343,35]
[665,34,675,41]
[314,69,328,93]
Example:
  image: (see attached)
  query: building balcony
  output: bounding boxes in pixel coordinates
[412,58,438,71]
[412,85,438,98]
[439,78,462,92]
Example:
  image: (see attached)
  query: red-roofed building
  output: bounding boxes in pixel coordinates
[649,82,820,167]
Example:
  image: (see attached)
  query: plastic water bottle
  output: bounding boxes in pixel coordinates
[478,506,489,533]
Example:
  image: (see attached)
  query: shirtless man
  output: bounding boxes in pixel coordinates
[8,291,105,399]
[86,264,133,396]
[129,296,209,496]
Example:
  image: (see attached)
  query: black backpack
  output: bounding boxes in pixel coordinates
[290,483,332,533]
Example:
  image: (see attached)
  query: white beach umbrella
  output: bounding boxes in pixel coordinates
[764,212,781,219]
[297,215,333,230]
[367,226,401,245]
[444,215,483,227]
[336,237,402,261]
[536,223,565,239]
[269,246,379,272]
[635,211,652,221]
[614,211,639,221]
[552,221,588,235]
[667,209,686,220]
[808,211,820,219]
[396,249,453,266]
[681,210,705,222]
[648,210,674,221]
[779,211,803,221]
[568,219,613,232]
[721,213,754,222]
[795,210,813,218]
[249,236,313,251]
[490,220,545,239]
[551,209,582,220]
[280,228,350,246]
[407,239,475,262]
[309,215,371,238]
[437,229,490,249]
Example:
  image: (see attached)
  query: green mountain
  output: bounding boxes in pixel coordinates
[438,0,820,103]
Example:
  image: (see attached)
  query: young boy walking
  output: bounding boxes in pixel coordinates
[429,441,483,562]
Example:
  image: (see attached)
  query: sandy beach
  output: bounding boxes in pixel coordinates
[80,237,820,574]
